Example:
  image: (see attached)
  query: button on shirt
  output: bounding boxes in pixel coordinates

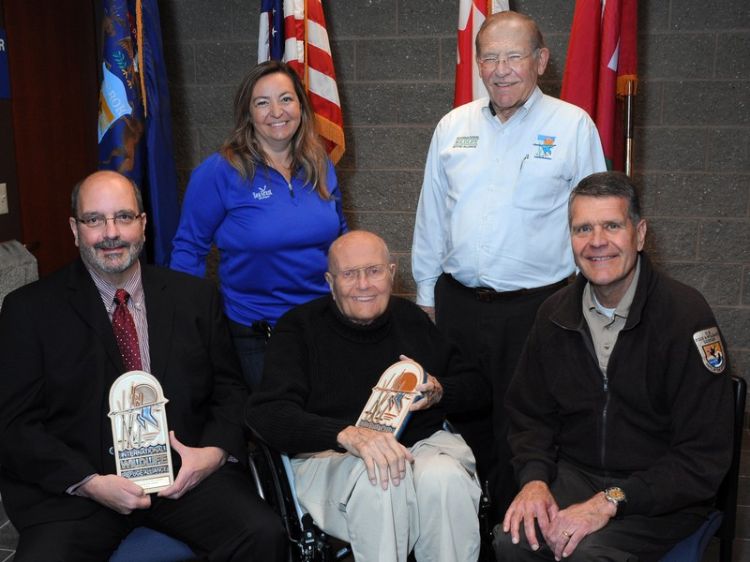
[582,258,641,374]
[412,87,606,306]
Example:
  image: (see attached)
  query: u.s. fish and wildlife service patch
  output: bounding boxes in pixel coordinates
[693,327,727,374]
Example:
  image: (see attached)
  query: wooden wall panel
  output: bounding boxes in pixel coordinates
[4,0,98,275]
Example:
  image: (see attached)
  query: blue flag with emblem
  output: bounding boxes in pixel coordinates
[98,0,179,266]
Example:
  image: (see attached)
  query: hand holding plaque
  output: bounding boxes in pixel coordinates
[108,371,174,494]
[356,359,426,439]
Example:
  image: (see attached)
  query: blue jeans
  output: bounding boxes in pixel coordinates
[228,320,268,391]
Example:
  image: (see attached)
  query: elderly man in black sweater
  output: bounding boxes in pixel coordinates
[247,230,491,562]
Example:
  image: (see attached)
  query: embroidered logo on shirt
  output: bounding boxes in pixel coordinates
[692,327,727,374]
[453,136,479,149]
[252,185,273,200]
[533,135,557,159]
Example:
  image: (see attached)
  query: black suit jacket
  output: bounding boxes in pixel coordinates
[0,259,247,529]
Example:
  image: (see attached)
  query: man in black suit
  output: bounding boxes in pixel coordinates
[0,170,285,561]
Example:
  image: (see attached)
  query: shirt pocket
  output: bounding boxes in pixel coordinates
[511,157,571,211]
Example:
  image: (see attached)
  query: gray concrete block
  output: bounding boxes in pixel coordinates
[231,0,259,40]
[640,172,748,218]
[163,42,195,85]
[512,0,575,34]
[326,0,398,38]
[643,218,699,261]
[707,128,750,172]
[658,262,742,306]
[715,306,750,352]
[639,1,670,31]
[440,38,456,83]
[172,127,200,171]
[350,211,415,253]
[670,2,750,30]
[0,241,38,310]
[716,32,750,80]
[331,40,356,83]
[338,170,422,212]
[699,220,750,262]
[633,82,663,127]
[396,83,453,125]
[347,126,434,170]
[393,252,416,296]
[198,128,230,161]
[542,33,569,84]
[662,81,750,126]
[173,85,235,127]
[398,0,456,35]
[341,83,401,125]
[640,34,715,80]
[357,38,442,81]
[196,42,256,86]
[159,0,235,42]
[636,128,707,172]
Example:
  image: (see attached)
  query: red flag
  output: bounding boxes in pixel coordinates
[561,0,638,170]
[259,0,345,164]
[454,0,509,107]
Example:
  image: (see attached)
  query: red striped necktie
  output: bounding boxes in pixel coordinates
[112,289,142,372]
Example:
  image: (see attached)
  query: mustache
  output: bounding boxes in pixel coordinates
[95,239,129,250]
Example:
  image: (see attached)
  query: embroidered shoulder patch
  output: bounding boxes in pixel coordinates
[453,136,479,149]
[692,327,726,374]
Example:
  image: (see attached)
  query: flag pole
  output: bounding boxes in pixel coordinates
[624,79,635,177]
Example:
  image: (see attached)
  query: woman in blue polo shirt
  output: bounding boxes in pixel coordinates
[171,60,347,390]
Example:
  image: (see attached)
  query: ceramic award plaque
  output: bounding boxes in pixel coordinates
[108,370,174,493]
[356,359,426,439]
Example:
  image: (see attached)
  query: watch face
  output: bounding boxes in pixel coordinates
[606,487,626,502]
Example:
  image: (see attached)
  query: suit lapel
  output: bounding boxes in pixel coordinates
[142,266,175,380]
[67,260,124,376]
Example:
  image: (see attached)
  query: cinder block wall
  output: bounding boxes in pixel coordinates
[158,0,749,375]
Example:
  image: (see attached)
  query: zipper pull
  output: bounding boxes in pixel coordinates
[288,181,295,198]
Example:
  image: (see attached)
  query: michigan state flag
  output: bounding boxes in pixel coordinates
[98,0,179,266]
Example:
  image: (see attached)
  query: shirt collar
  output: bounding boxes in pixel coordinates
[485,86,543,123]
[86,262,145,313]
[583,256,641,321]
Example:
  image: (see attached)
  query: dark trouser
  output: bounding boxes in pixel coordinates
[492,461,709,562]
[229,320,270,391]
[434,273,567,523]
[14,464,287,562]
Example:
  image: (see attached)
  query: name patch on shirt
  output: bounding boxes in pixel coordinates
[252,185,273,201]
[693,327,727,374]
[453,136,479,149]
[533,135,557,159]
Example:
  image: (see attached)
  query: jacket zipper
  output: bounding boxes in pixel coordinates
[601,372,610,467]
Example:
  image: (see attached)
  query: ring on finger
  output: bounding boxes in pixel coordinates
[562,530,572,538]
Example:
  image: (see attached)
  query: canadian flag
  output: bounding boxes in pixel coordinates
[561,0,638,170]
[454,0,509,107]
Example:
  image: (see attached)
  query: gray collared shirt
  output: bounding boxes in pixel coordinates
[582,257,641,374]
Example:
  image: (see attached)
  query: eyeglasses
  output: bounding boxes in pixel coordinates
[330,263,392,284]
[75,212,144,229]
[478,51,536,70]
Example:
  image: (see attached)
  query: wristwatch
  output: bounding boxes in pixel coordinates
[604,486,627,517]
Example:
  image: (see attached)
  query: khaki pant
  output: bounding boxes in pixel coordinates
[292,430,482,562]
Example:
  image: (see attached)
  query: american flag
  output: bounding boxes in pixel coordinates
[259,0,345,164]
[454,0,509,107]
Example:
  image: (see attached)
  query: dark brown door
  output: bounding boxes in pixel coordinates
[3,0,98,276]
